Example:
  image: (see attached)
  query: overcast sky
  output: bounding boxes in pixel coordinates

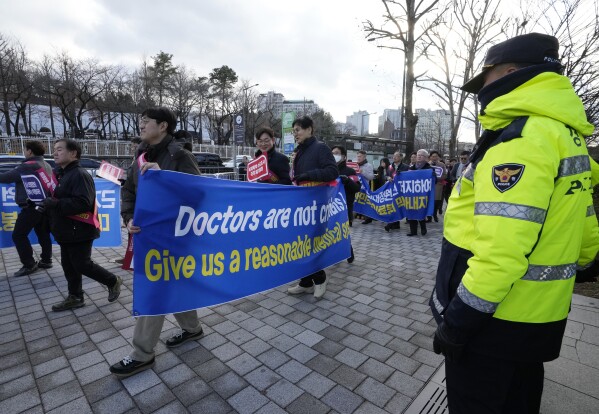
[1,0,533,137]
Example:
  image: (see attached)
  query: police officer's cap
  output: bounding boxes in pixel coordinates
[461,32,560,94]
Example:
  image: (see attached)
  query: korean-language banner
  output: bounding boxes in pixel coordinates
[0,179,121,248]
[132,170,351,316]
[354,169,435,222]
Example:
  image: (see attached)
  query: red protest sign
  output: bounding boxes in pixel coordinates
[347,161,360,173]
[247,154,270,182]
[97,161,124,185]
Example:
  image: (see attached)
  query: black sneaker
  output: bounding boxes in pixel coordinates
[14,264,38,277]
[362,218,373,224]
[109,356,155,378]
[52,295,85,312]
[108,276,122,302]
[165,328,204,348]
[37,260,53,269]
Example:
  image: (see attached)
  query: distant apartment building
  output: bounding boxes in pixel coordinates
[414,108,453,152]
[257,91,319,118]
[346,111,370,135]
[378,109,402,134]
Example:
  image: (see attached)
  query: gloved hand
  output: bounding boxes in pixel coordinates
[576,260,599,283]
[339,175,349,184]
[42,197,60,210]
[294,173,309,183]
[433,321,466,362]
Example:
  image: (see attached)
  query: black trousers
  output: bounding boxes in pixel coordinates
[408,220,426,235]
[60,240,117,297]
[445,351,544,414]
[434,200,443,217]
[13,206,52,268]
[299,270,326,287]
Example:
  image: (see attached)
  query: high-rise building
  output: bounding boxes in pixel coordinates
[346,111,370,135]
[414,108,453,152]
[257,91,319,118]
[378,109,401,134]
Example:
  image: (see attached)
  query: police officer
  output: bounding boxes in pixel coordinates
[430,33,597,413]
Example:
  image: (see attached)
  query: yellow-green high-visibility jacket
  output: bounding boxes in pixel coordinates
[438,71,596,361]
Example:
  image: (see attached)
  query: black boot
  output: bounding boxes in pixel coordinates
[407,220,418,236]
[384,224,391,232]
[420,220,427,236]
[347,246,355,263]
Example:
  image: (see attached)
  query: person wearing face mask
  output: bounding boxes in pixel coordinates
[332,145,359,263]
[254,127,291,185]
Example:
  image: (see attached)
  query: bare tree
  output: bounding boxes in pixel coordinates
[417,0,506,155]
[363,0,447,154]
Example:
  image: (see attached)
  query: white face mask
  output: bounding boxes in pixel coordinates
[333,154,343,163]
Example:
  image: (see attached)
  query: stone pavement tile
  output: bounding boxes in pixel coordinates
[386,352,421,375]
[0,320,20,335]
[228,385,270,414]
[255,401,287,414]
[297,370,336,398]
[409,332,435,352]
[226,328,255,346]
[89,327,120,343]
[188,392,233,413]
[178,345,213,368]
[201,312,228,327]
[286,343,319,363]
[385,391,412,413]
[385,370,424,398]
[340,334,370,352]
[40,379,84,411]
[294,330,324,347]
[275,359,311,383]
[286,392,330,414]
[82,374,125,404]
[411,347,444,367]
[33,355,68,378]
[387,337,418,357]
[237,316,266,332]
[541,378,599,414]
[158,363,197,388]
[212,341,244,362]
[263,314,289,328]
[199,332,228,350]
[335,347,369,369]
[581,324,599,346]
[0,339,26,357]
[244,366,282,391]
[20,317,50,333]
[278,321,305,337]
[85,319,115,335]
[213,320,240,336]
[58,331,89,348]
[240,337,271,357]
[271,333,299,352]
[569,307,599,327]
[0,388,41,413]
[5,349,28,369]
[226,309,253,324]
[194,358,231,383]
[321,384,364,413]
[70,349,105,371]
[132,382,176,414]
[292,300,317,314]
[368,318,393,333]
[313,338,344,358]
[120,366,162,396]
[545,356,599,397]
[227,352,262,376]
[36,366,77,393]
[264,378,303,408]
[355,377,396,408]
[357,358,396,383]
[409,320,436,336]
[0,373,35,400]
[565,320,585,339]
[577,341,599,369]
[305,353,341,376]
[64,340,99,359]
[55,322,83,339]
[329,364,368,391]
[171,377,212,406]
[209,371,249,399]
[286,310,312,325]
[345,321,371,337]
[301,318,329,333]
[46,396,92,414]
[91,389,136,414]
[252,324,281,341]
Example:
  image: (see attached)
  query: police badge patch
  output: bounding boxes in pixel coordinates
[492,164,525,192]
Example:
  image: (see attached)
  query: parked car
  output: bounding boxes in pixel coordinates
[0,155,100,176]
[224,155,252,168]
[192,152,234,174]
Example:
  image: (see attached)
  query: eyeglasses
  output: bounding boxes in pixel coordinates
[256,138,272,144]
[139,116,154,126]
[292,128,302,134]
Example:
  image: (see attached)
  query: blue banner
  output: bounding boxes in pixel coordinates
[0,179,121,248]
[354,169,435,222]
[132,171,351,316]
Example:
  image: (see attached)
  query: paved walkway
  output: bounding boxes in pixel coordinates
[1,219,597,413]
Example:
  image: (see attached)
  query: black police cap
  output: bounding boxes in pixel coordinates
[461,33,560,94]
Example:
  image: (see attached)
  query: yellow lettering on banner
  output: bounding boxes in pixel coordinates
[145,249,196,281]
[229,250,240,273]
[202,253,224,276]
[98,213,110,231]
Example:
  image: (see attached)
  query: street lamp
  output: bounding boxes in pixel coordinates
[234,83,259,177]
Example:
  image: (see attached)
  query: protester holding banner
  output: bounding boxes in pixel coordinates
[374,158,391,190]
[408,152,417,168]
[0,140,54,276]
[407,149,433,236]
[332,145,360,263]
[385,152,409,232]
[110,107,204,378]
[41,139,122,311]
[429,151,447,222]
[254,127,292,185]
[288,115,339,298]
[357,150,375,224]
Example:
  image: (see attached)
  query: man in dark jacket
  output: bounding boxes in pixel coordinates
[332,145,359,263]
[254,126,292,184]
[386,151,409,231]
[110,107,204,378]
[0,141,53,276]
[42,139,122,311]
[288,116,339,298]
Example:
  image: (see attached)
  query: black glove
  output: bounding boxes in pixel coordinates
[433,321,466,362]
[294,173,309,183]
[42,197,60,210]
[339,175,349,184]
[576,260,599,283]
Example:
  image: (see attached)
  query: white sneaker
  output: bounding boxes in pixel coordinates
[313,280,327,298]
[287,284,314,295]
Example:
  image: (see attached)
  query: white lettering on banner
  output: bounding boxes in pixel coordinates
[96,190,116,209]
[1,187,17,207]
[397,179,432,194]
[175,205,263,237]
[319,193,348,222]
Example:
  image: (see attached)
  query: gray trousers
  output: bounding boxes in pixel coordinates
[130,310,202,361]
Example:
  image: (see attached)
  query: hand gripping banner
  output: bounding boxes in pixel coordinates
[354,169,435,222]
[132,170,352,316]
